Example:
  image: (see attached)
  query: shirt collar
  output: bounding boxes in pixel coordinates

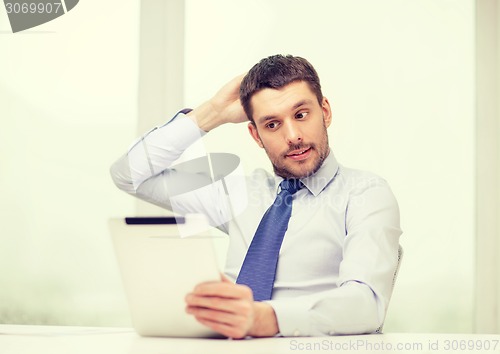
[273,150,339,197]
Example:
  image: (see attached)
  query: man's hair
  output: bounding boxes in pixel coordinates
[240,54,323,123]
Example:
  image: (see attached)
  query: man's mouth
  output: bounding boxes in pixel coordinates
[285,147,312,161]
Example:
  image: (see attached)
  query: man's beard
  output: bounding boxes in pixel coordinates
[263,127,330,179]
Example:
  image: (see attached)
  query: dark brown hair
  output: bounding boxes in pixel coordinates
[240,54,323,123]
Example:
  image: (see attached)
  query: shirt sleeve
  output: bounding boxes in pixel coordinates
[267,180,402,336]
[110,111,233,229]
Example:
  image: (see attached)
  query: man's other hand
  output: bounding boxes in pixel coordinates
[185,274,279,339]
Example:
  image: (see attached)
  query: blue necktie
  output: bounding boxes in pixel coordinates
[236,179,302,301]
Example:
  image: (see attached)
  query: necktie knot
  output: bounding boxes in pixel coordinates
[280,179,302,195]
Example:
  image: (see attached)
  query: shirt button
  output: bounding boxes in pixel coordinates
[293,330,301,337]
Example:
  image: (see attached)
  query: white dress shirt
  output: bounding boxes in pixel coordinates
[110,111,402,337]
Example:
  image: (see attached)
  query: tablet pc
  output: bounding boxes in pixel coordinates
[109,216,222,338]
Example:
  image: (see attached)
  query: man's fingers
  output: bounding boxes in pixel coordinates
[192,281,253,300]
[186,305,248,326]
[186,294,253,315]
[195,317,248,339]
[186,303,253,339]
[185,280,255,338]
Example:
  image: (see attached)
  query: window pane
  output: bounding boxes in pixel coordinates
[0,1,139,325]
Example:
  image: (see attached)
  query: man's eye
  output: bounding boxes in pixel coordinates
[266,122,279,129]
[296,112,308,119]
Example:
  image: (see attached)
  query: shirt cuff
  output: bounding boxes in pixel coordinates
[144,110,207,153]
[162,108,193,125]
[266,298,314,337]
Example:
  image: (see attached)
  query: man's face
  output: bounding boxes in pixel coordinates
[247,81,332,179]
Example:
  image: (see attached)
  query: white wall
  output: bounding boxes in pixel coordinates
[184,0,475,333]
[0,1,139,325]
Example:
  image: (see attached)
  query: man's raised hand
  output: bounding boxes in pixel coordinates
[187,74,248,132]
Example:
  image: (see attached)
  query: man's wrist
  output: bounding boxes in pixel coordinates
[248,302,279,337]
[187,100,225,132]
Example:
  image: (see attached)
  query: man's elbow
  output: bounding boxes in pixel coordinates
[329,297,384,335]
[109,158,136,195]
[312,283,386,335]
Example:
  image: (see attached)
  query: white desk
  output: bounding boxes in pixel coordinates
[1,325,499,354]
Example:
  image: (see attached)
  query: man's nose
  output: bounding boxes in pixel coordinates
[284,120,302,145]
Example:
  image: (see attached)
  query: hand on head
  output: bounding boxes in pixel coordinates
[209,74,249,125]
[187,74,248,132]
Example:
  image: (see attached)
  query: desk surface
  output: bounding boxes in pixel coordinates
[1,325,499,354]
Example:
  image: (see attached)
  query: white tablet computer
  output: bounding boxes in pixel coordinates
[109,216,223,338]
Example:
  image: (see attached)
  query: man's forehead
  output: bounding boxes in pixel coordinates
[251,81,317,120]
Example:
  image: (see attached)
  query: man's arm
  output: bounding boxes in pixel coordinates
[110,75,248,218]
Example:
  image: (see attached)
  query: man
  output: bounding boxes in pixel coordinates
[111,55,402,338]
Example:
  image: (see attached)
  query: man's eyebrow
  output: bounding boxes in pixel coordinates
[292,99,313,110]
[257,115,277,124]
[257,99,314,124]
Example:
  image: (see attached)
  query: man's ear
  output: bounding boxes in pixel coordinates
[248,122,264,148]
[322,97,332,128]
